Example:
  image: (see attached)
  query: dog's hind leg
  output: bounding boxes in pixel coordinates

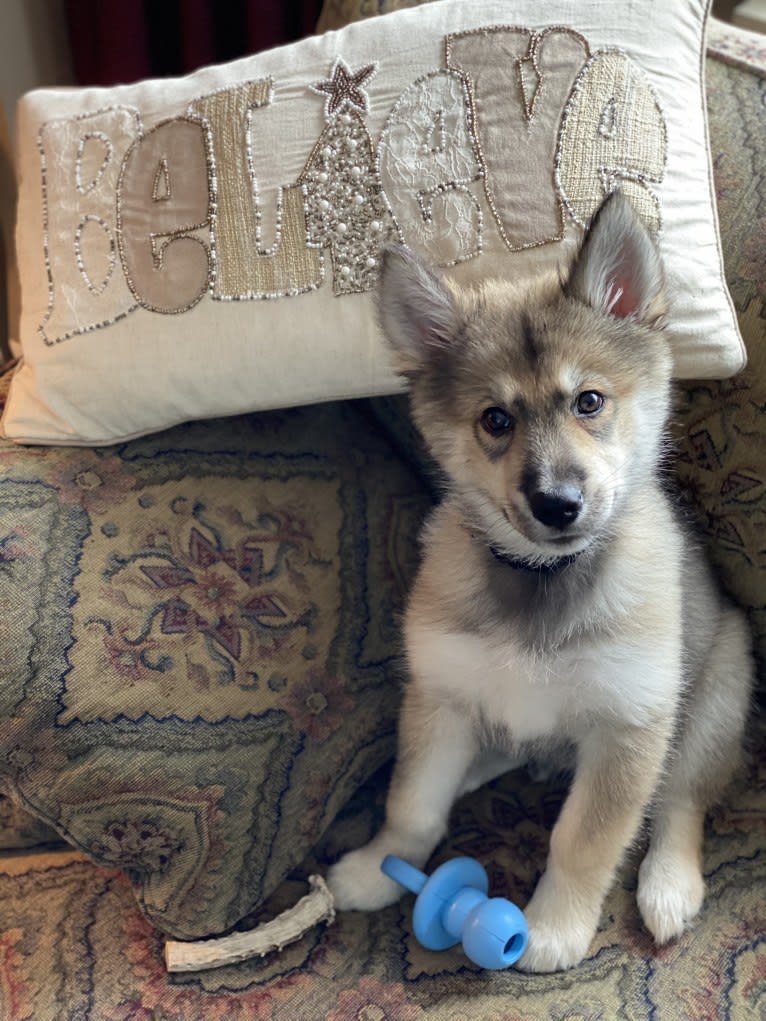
[327,685,479,911]
[637,799,707,945]
[637,603,753,944]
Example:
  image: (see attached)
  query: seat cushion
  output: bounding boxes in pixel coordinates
[0,368,430,938]
[672,39,766,680]
[1,716,763,1020]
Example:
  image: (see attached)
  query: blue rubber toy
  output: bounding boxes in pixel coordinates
[381,854,528,970]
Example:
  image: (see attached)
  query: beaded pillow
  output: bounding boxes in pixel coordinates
[2,0,742,444]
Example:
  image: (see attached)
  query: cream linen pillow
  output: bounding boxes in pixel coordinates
[2,0,743,444]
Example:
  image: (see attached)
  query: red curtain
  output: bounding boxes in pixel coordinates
[65,0,325,87]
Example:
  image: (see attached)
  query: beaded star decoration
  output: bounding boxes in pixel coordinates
[312,58,377,118]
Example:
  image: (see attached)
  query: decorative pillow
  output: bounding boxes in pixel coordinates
[0,364,431,938]
[2,0,743,445]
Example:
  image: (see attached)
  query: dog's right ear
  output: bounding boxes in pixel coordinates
[565,191,666,327]
[376,244,461,377]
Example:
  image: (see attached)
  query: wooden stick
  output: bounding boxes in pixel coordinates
[164,875,335,973]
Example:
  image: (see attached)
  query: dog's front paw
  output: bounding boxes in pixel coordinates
[637,851,705,945]
[515,873,599,973]
[327,844,403,912]
[516,913,596,973]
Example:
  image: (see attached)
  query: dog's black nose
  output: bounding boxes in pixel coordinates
[527,486,583,530]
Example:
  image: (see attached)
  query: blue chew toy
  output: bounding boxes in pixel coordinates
[381,854,528,970]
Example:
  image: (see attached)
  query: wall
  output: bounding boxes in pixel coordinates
[0,0,73,360]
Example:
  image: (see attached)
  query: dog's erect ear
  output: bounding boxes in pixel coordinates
[376,244,461,375]
[565,192,666,327]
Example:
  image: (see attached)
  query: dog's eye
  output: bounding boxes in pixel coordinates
[480,406,514,436]
[575,391,605,417]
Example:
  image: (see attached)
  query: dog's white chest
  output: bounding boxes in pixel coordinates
[409,628,574,741]
[408,625,671,742]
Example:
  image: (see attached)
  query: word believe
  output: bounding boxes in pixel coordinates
[37,26,667,344]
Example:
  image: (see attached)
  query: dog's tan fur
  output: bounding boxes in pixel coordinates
[327,194,754,972]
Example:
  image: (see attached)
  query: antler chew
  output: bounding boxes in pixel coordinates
[164,875,336,973]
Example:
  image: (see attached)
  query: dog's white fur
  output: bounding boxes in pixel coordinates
[327,194,754,972]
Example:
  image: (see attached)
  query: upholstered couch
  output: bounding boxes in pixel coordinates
[0,6,764,1020]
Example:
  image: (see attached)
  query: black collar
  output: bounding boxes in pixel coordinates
[488,544,582,576]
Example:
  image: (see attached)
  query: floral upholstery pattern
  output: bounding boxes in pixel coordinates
[1,715,764,1020]
[0,369,430,938]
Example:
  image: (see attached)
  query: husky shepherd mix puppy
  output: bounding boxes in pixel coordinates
[328,193,754,972]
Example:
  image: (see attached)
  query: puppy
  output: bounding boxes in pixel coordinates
[327,193,754,972]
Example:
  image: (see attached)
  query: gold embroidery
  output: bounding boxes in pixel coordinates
[556,49,667,235]
[446,25,590,251]
[191,80,322,300]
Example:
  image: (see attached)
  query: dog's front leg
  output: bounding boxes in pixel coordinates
[328,686,478,911]
[518,721,671,973]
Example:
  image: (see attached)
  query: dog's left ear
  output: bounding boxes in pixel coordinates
[376,244,462,377]
[565,192,666,327]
